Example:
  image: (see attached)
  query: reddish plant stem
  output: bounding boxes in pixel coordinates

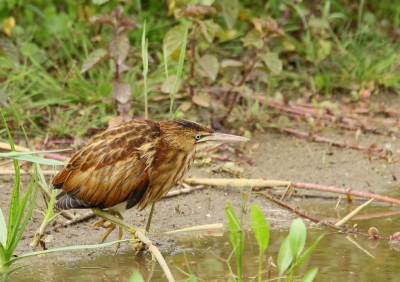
[292,181,400,205]
[43,153,70,162]
[262,191,390,240]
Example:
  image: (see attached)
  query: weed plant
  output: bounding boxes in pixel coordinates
[225,203,323,282]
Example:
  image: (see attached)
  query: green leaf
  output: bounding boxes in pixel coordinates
[218,0,239,29]
[242,29,263,49]
[261,52,282,75]
[81,48,108,73]
[109,34,130,64]
[250,204,269,254]
[129,270,145,282]
[289,218,306,259]
[225,202,243,279]
[300,268,318,282]
[197,54,219,81]
[277,236,293,276]
[163,25,187,57]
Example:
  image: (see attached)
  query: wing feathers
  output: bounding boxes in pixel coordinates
[53,120,161,210]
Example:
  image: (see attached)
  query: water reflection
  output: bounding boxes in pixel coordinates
[11,204,400,281]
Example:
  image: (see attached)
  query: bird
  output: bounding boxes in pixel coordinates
[52,119,249,249]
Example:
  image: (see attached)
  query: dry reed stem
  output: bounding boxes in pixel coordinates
[334,198,374,226]
[135,230,175,282]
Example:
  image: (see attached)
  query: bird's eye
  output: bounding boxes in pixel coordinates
[194,134,202,140]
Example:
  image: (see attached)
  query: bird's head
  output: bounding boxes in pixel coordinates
[160,120,249,152]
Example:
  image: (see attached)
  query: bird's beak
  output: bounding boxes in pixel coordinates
[198,133,250,144]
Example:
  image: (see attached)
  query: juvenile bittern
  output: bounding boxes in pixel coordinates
[53,119,248,248]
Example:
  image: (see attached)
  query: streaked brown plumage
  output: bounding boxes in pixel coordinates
[53,119,248,245]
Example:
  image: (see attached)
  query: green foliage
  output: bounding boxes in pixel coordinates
[225,202,244,281]
[226,203,322,282]
[129,270,145,282]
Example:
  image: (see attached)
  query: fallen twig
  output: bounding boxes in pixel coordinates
[292,181,400,205]
[262,191,390,240]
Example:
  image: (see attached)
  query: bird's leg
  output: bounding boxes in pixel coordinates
[146,202,156,232]
[92,208,146,251]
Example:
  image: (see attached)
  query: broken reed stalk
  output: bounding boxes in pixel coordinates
[334,198,374,226]
[135,230,175,282]
[183,178,400,205]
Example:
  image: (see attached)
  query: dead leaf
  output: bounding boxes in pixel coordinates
[192,94,210,108]
[180,101,192,112]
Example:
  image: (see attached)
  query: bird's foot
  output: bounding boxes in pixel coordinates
[91,213,124,252]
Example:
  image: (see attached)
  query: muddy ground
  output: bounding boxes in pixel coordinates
[1,105,399,259]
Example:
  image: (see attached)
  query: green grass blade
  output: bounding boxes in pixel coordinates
[0,109,21,255]
[0,209,7,248]
[169,26,188,120]
[225,202,243,281]
[11,174,38,253]
[0,153,65,166]
[293,235,324,270]
[6,239,136,266]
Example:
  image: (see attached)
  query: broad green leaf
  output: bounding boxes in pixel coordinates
[197,54,219,81]
[277,236,292,276]
[218,0,239,29]
[81,48,108,73]
[261,52,282,75]
[242,29,263,49]
[109,34,130,64]
[300,268,318,282]
[129,270,145,282]
[163,25,187,57]
[250,204,269,254]
[289,219,306,259]
[294,235,324,269]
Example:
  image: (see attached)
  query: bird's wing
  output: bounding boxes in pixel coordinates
[53,120,160,209]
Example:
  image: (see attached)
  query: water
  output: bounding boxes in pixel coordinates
[10,203,400,281]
